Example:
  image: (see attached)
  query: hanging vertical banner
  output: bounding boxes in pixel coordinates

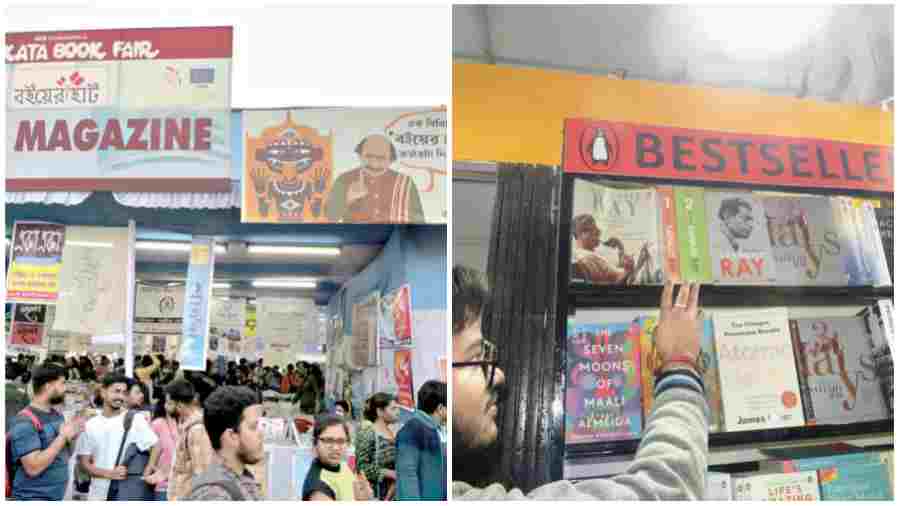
[378,284,413,348]
[258,298,311,366]
[351,292,379,368]
[8,304,48,347]
[179,237,215,371]
[241,107,447,224]
[52,225,129,336]
[7,27,233,192]
[6,221,67,304]
[243,303,257,357]
[210,298,245,355]
[394,348,415,409]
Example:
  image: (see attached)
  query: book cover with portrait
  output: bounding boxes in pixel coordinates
[705,191,776,285]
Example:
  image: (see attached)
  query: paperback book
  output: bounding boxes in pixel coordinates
[571,180,663,285]
[732,471,820,501]
[856,200,892,286]
[656,186,681,282]
[674,187,712,283]
[566,320,642,444]
[873,198,893,281]
[818,462,892,500]
[762,195,851,286]
[705,191,776,284]
[831,197,869,286]
[714,308,805,432]
[791,317,888,425]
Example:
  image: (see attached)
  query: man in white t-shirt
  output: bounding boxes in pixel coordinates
[76,373,160,500]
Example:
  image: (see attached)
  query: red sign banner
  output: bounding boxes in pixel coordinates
[6,27,233,63]
[563,119,893,193]
[394,348,415,409]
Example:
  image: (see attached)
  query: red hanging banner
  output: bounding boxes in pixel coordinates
[563,119,893,193]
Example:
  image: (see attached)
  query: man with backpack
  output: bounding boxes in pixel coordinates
[76,373,160,500]
[186,386,265,500]
[168,379,215,501]
[7,363,85,500]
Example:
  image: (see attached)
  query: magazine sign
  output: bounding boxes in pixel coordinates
[563,119,893,193]
[7,26,233,192]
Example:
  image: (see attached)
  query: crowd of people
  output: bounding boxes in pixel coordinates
[6,352,447,501]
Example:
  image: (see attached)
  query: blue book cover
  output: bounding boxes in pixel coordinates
[771,451,883,473]
[819,462,892,500]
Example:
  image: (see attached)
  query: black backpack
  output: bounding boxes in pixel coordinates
[106,411,154,501]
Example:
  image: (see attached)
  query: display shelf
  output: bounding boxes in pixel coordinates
[564,419,893,460]
[564,432,894,480]
[568,283,893,309]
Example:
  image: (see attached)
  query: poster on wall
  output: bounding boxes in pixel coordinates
[52,226,129,337]
[258,298,311,366]
[241,107,447,224]
[8,304,48,347]
[378,284,413,348]
[178,238,215,371]
[152,335,167,354]
[134,284,185,335]
[7,27,233,192]
[394,348,415,409]
[210,298,245,356]
[351,292,379,368]
[6,221,66,304]
[243,303,257,356]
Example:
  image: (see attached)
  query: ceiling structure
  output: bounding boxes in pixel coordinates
[453,4,893,106]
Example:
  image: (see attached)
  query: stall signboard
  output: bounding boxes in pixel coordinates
[7,27,233,192]
[52,225,129,337]
[179,238,215,371]
[258,298,312,366]
[134,284,184,335]
[378,284,413,348]
[7,221,66,304]
[394,348,415,409]
[241,107,447,224]
[8,304,48,348]
[210,298,245,355]
[563,119,893,193]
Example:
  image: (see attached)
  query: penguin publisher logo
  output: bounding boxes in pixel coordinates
[578,122,620,171]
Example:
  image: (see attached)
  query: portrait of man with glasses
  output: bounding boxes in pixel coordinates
[452,265,710,500]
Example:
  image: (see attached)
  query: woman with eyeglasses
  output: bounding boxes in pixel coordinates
[355,393,400,500]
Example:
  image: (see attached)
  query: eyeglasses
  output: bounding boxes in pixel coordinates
[452,339,499,389]
[318,438,348,448]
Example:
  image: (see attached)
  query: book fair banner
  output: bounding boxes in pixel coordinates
[563,119,893,193]
[7,26,233,192]
[257,298,312,366]
[8,304,48,348]
[51,225,129,337]
[241,107,447,224]
[179,237,215,371]
[6,221,67,304]
[210,298,246,356]
[378,284,413,348]
[134,283,185,335]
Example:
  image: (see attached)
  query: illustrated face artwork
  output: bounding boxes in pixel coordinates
[261,129,323,184]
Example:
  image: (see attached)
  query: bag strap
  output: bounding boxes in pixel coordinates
[18,408,44,433]
[205,480,246,500]
[113,410,136,468]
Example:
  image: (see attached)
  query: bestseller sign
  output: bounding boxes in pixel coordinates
[563,119,893,193]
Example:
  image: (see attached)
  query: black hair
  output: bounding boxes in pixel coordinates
[203,386,259,451]
[335,400,351,414]
[354,135,398,162]
[141,356,154,368]
[363,392,395,423]
[417,381,447,415]
[128,380,151,408]
[718,197,753,222]
[165,379,196,404]
[152,398,168,421]
[103,373,130,389]
[31,363,66,395]
[313,414,350,444]
[453,265,490,335]
[287,364,294,372]
[100,356,110,366]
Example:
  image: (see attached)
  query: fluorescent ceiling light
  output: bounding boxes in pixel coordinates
[136,241,227,254]
[252,279,317,289]
[213,283,231,289]
[67,241,114,248]
[247,245,341,257]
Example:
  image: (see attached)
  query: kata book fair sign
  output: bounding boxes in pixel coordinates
[6,27,232,192]
[241,107,447,224]
[563,119,893,193]
[7,221,67,304]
